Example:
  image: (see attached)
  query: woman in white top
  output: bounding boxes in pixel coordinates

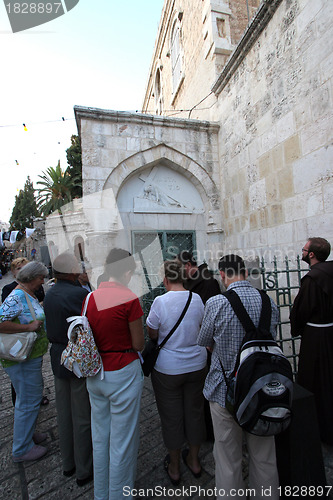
[146,260,207,486]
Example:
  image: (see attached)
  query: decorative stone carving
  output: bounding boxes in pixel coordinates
[117,165,204,214]
[134,167,190,213]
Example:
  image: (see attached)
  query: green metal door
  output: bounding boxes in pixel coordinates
[132,230,196,322]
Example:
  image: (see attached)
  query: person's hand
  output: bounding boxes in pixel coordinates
[28,320,43,332]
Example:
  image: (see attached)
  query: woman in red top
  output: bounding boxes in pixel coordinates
[85,248,144,500]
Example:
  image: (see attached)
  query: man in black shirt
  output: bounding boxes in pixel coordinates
[44,252,93,486]
[178,251,221,304]
[290,237,333,444]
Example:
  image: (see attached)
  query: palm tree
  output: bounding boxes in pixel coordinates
[37,161,81,250]
[36,161,80,216]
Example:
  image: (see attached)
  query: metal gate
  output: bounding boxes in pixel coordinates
[132,230,196,319]
[259,256,308,376]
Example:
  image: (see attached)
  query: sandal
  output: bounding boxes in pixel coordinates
[164,454,180,486]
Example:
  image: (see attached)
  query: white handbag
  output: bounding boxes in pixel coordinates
[0,292,38,362]
[0,331,37,361]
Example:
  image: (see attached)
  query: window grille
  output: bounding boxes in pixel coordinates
[132,230,195,323]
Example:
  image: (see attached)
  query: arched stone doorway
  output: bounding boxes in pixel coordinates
[101,144,222,264]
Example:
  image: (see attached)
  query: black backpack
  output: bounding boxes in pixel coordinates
[220,289,293,436]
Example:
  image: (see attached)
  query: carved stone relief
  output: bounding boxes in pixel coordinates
[117,165,204,214]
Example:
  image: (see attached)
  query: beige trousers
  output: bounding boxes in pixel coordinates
[210,402,279,500]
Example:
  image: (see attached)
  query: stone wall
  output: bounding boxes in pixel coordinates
[213,0,333,257]
[229,0,260,44]
[140,0,333,260]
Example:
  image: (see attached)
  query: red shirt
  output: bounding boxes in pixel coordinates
[84,281,143,371]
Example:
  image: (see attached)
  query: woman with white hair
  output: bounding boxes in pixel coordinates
[1,257,48,406]
[0,261,49,462]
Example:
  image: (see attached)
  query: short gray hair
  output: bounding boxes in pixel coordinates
[16,261,48,283]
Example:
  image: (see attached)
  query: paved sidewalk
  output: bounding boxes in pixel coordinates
[0,271,332,499]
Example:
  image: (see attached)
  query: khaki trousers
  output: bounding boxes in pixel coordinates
[210,402,279,500]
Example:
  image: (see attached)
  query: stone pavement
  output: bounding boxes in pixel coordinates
[0,271,332,499]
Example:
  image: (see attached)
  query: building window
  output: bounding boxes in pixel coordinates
[170,19,183,95]
[217,17,226,38]
[155,68,162,115]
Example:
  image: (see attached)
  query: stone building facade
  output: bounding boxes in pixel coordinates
[70,110,222,276]
[141,0,333,259]
[142,0,260,118]
[46,0,332,281]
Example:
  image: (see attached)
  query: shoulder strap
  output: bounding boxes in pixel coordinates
[159,291,192,350]
[223,289,271,334]
[258,289,272,331]
[23,291,36,321]
[219,289,272,382]
[82,292,92,317]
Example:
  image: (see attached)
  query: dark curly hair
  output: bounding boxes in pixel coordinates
[307,237,331,262]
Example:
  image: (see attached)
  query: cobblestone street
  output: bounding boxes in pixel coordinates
[0,271,332,499]
[0,271,216,499]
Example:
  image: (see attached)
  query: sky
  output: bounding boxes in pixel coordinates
[0,0,164,224]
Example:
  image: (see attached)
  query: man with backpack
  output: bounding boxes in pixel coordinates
[197,254,280,499]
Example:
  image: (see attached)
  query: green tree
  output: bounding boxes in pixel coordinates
[66,134,82,198]
[9,176,40,232]
[36,161,77,216]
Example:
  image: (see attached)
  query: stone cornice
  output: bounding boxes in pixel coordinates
[74,106,220,134]
[212,0,283,95]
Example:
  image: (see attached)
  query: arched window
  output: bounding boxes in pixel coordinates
[155,68,162,115]
[48,241,58,261]
[170,20,183,94]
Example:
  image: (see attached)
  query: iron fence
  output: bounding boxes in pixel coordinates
[259,255,308,376]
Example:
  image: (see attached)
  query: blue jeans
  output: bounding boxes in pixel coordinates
[87,359,144,500]
[5,356,43,457]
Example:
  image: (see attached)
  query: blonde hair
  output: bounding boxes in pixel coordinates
[11,257,29,272]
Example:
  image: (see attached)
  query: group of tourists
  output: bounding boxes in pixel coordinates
[0,236,332,500]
